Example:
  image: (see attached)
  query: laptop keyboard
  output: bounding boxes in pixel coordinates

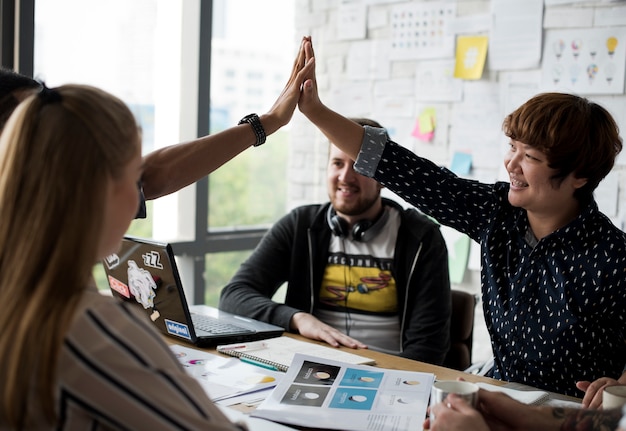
[191,314,254,335]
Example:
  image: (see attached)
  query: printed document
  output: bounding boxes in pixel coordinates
[251,353,434,431]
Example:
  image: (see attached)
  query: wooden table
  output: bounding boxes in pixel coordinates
[166,332,505,384]
[166,333,580,430]
[256,334,506,384]
[166,332,582,398]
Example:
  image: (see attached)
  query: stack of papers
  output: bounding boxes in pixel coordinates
[170,344,283,402]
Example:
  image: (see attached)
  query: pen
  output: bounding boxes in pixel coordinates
[240,357,279,371]
[219,341,267,352]
[221,345,247,350]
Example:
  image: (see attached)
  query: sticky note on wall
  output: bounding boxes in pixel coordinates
[454,35,488,80]
[411,107,437,142]
[450,151,472,175]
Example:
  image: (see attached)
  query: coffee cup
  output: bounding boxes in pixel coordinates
[430,380,479,422]
[603,385,626,410]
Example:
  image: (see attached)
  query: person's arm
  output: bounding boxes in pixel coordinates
[141,126,263,200]
[297,38,364,162]
[425,390,623,431]
[63,294,245,430]
[297,38,500,243]
[219,211,301,329]
[576,371,626,408]
[219,209,367,350]
[141,36,314,200]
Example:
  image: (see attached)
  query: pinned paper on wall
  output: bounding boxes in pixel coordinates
[542,27,626,95]
[411,108,436,142]
[415,59,464,102]
[441,226,471,284]
[450,152,472,176]
[337,0,367,41]
[389,1,456,60]
[489,0,543,70]
[454,35,489,80]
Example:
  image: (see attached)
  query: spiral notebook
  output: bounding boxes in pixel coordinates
[217,336,376,372]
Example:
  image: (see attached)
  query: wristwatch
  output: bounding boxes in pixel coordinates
[238,113,266,147]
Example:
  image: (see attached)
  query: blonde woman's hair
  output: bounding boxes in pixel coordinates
[0,84,140,428]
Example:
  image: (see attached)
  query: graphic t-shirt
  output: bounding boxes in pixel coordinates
[316,208,402,353]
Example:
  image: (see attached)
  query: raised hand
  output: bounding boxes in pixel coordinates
[297,37,322,118]
[262,36,315,135]
[295,36,365,160]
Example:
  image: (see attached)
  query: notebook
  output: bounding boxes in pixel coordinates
[476,382,550,405]
[102,236,284,347]
[217,336,376,372]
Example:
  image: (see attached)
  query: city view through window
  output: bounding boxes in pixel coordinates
[33,0,294,303]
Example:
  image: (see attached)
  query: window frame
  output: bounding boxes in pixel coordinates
[1,0,267,304]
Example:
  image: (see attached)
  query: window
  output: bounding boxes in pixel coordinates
[34,0,159,290]
[205,0,294,304]
[208,1,294,230]
[4,0,295,304]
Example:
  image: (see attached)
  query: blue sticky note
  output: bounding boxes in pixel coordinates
[450,152,472,175]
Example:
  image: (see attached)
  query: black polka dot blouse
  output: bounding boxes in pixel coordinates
[354,126,626,397]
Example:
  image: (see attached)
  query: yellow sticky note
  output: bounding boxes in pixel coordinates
[418,110,435,134]
[424,107,436,126]
[454,35,488,80]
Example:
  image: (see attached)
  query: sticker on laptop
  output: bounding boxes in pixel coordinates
[127,260,157,309]
[104,253,120,270]
[141,250,164,270]
[165,319,192,340]
[108,275,130,298]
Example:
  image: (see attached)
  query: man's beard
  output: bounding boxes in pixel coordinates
[330,192,379,217]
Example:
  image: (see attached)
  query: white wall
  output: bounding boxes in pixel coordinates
[288,0,626,364]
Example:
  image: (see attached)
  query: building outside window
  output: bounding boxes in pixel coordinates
[27,0,294,304]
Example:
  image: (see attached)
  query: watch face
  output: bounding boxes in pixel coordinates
[239,113,257,124]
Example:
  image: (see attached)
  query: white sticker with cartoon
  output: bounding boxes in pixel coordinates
[127,260,157,309]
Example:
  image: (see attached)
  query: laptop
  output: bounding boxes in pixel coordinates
[102,236,284,347]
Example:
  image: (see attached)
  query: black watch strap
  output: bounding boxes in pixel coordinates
[238,113,266,147]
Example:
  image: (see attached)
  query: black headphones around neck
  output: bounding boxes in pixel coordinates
[326,204,390,242]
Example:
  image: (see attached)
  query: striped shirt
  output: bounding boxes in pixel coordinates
[26,286,246,430]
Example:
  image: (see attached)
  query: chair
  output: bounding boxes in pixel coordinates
[443,290,476,371]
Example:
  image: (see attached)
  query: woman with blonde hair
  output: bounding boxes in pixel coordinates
[0,37,312,430]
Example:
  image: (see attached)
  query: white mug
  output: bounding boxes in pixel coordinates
[430,380,479,421]
[603,386,626,410]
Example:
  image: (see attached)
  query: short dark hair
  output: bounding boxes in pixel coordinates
[0,68,41,130]
[503,92,622,202]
